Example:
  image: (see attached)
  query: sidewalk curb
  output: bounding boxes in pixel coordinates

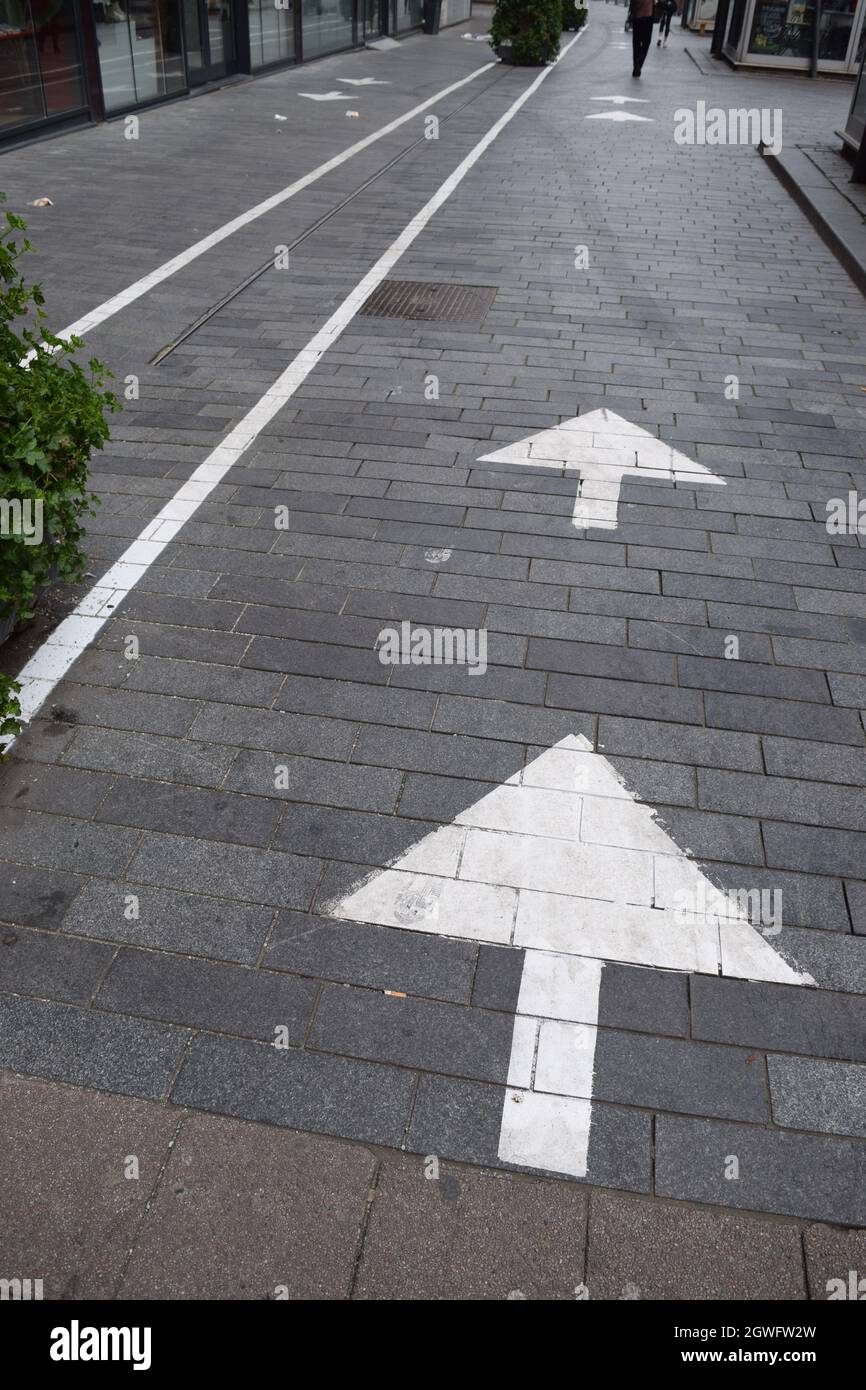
[760,142,866,299]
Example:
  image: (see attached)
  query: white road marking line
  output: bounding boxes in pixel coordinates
[590,95,649,103]
[42,64,496,350]
[325,734,813,1179]
[478,408,725,530]
[6,30,588,748]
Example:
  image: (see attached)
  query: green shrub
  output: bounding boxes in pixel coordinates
[491,0,561,64]
[0,195,118,752]
[562,0,588,28]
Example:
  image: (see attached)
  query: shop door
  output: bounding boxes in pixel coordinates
[182,0,234,82]
[363,0,388,37]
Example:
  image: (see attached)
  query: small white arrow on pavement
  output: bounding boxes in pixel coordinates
[325,735,814,1179]
[336,77,390,85]
[585,110,654,122]
[476,408,725,530]
[298,91,352,101]
[590,95,650,103]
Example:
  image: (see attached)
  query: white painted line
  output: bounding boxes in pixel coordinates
[41,64,496,350]
[478,409,725,530]
[325,734,814,1179]
[590,95,649,103]
[337,78,391,85]
[298,91,352,101]
[6,30,588,747]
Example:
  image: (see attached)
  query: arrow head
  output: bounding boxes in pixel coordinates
[477,409,726,531]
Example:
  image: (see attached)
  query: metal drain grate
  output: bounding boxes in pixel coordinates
[358,279,497,323]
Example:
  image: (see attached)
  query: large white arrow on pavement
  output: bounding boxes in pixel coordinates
[298,91,352,101]
[325,735,813,1179]
[477,408,725,531]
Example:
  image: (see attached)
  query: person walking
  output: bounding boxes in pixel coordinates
[657,0,676,45]
[628,0,655,76]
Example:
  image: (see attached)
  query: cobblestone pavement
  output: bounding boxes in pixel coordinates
[2,4,866,1297]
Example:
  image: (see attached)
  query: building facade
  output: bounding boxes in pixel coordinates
[0,0,463,143]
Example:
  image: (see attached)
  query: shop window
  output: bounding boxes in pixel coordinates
[301,0,352,56]
[249,0,294,66]
[0,0,87,131]
[747,0,814,56]
[92,0,184,111]
[392,0,421,29]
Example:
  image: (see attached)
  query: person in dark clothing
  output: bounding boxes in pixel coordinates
[657,0,676,45]
[629,0,655,75]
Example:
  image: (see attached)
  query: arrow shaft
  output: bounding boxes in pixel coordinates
[498,951,603,1178]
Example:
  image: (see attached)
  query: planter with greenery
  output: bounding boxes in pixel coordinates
[490,0,561,64]
[0,195,118,752]
[562,0,588,29]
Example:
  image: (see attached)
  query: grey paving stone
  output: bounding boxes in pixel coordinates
[189,704,358,761]
[0,927,113,1005]
[47,682,201,737]
[763,820,866,879]
[96,779,281,847]
[0,809,141,877]
[598,963,689,1038]
[265,911,475,1003]
[698,768,866,832]
[0,863,84,931]
[171,1033,413,1147]
[96,949,318,1043]
[594,1031,767,1123]
[60,726,238,786]
[762,734,866,786]
[119,1111,374,1299]
[309,985,513,1085]
[0,994,188,1100]
[655,1114,866,1226]
[768,1055,866,1139]
[705,692,864,744]
[0,760,113,818]
[274,802,438,867]
[599,716,763,772]
[586,1190,806,1301]
[61,878,273,964]
[0,1071,179,1299]
[355,1154,588,1301]
[352,725,524,784]
[471,944,525,1013]
[125,833,322,910]
[691,975,866,1063]
[226,750,402,813]
[775,924,866,988]
[274,674,436,731]
[397,770,500,823]
[803,1223,866,1299]
[549,674,703,724]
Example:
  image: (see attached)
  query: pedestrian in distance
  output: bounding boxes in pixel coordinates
[628,0,655,76]
[657,0,676,45]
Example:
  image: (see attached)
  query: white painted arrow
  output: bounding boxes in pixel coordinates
[585,110,654,122]
[297,91,352,101]
[477,408,725,531]
[590,95,650,103]
[325,735,813,1179]
[336,77,390,85]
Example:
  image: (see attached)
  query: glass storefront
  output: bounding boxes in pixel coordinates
[301,0,353,57]
[392,0,421,30]
[723,0,866,67]
[249,0,294,66]
[2,0,454,140]
[92,0,184,111]
[0,0,88,132]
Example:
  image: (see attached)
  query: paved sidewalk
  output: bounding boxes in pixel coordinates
[2,5,866,1296]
